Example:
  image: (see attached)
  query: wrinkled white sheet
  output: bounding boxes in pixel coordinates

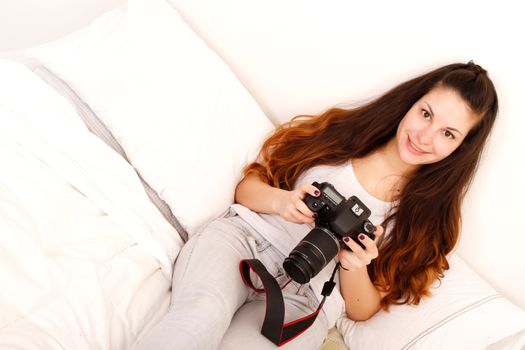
[0,59,182,349]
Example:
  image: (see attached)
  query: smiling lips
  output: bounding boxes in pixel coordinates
[407,136,430,155]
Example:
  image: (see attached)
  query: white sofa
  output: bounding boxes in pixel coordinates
[1,0,524,349]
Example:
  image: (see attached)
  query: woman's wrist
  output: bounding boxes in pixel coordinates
[270,187,287,214]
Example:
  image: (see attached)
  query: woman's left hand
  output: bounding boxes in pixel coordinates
[338,225,384,271]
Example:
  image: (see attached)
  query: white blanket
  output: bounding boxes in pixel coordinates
[0,59,182,349]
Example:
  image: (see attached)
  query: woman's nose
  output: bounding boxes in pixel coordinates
[417,127,434,145]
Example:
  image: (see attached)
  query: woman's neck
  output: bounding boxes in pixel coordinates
[378,138,419,177]
[352,139,418,202]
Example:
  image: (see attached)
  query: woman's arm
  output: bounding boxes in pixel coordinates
[338,228,385,321]
[237,171,385,319]
[339,267,382,321]
[234,172,318,224]
[234,172,286,215]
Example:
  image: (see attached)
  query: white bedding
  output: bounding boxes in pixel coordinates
[2,1,525,347]
[0,58,182,349]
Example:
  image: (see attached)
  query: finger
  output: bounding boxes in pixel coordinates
[373,225,384,243]
[357,233,376,249]
[308,184,321,197]
[287,205,314,224]
[342,236,365,254]
[343,236,375,264]
[356,233,378,258]
[299,182,321,198]
[296,199,315,218]
[341,242,376,268]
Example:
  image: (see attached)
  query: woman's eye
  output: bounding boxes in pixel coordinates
[444,130,455,139]
[422,110,431,119]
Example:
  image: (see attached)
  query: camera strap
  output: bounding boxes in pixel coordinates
[239,259,338,346]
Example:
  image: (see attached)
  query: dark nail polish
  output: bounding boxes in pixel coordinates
[314,190,320,196]
[343,237,350,243]
[359,234,365,240]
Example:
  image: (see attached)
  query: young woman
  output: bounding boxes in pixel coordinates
[136,61,498,350]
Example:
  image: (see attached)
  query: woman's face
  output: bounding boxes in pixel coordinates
[395,85,478,166]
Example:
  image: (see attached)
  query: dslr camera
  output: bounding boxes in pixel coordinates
[283,182,376,283]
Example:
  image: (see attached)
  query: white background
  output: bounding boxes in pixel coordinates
[1,0,524,309]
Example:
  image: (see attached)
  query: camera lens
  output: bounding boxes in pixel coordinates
[283,226,340,283]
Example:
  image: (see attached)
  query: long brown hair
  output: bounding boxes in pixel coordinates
[244,61,499,308]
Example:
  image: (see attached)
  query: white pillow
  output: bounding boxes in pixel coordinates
[336,254,525,349]
[25,0,274,237]
[486,329,525,350]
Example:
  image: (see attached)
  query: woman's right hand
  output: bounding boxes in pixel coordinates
[273,183,320,224]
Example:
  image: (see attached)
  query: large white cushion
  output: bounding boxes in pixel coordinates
[25,0,274,237]
[336,254,525,349]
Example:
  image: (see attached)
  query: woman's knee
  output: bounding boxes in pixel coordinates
[169,218,253,318]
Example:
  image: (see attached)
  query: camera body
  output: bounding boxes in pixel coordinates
[283,182,376,284]
[304,182,376,246]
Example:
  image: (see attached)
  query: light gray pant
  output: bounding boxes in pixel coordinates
[135,214,328,350]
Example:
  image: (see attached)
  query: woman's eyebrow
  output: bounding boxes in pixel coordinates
[424,101,464,136]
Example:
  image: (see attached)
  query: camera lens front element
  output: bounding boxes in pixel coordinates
[283,227,340,284]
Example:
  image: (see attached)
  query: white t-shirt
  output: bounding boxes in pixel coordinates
[231,160,392,327]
